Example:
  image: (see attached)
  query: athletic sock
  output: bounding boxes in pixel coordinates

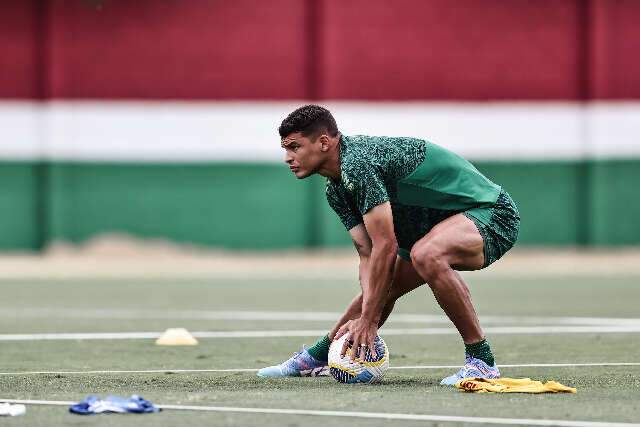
[465,338,495,366]
[306,334,331,363]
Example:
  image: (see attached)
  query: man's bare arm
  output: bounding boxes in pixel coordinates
[335,202,398,357]
[328,225,371,339]
[360,202,398,325]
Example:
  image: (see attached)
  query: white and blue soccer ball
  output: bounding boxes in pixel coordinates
[328,334,389,384]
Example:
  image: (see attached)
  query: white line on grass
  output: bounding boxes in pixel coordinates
[2,308,640,326]
[0,368,260,375]
[0,398,638,427]
[391,362,640,369]
[2,325,640,341]
[1,362,638,376]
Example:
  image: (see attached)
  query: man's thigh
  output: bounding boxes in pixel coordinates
[412,213,485,271]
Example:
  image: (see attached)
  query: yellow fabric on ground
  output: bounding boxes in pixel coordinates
[455,377,577,393]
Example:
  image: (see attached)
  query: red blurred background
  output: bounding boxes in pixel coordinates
[2,0,639,101]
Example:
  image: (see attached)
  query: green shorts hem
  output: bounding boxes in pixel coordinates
[462,212,492,268]
[463,190,520,269]
[398,248,411,262]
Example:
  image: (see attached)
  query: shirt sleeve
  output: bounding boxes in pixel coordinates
[350,162,390,215]
[326,184,363,231]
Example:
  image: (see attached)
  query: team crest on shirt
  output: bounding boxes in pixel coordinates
[341,171,355,192]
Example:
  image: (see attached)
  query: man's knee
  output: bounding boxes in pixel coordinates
[410,240,451,283]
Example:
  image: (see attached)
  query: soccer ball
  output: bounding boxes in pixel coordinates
[328,334,389,384]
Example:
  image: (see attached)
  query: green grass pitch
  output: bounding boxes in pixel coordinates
[0,273,639,426]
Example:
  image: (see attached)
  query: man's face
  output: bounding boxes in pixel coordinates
[281,132,325,179]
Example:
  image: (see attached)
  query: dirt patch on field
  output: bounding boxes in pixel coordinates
[0,234,639,279]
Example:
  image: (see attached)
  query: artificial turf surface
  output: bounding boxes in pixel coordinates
[0,273,639,426]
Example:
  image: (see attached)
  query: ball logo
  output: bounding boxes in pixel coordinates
[328,335,389,384]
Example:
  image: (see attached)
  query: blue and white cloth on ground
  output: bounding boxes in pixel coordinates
[69,395,160,415]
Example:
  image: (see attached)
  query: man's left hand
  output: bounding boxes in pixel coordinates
[334,317,378,360]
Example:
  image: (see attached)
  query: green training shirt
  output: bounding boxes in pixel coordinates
[325,134,501,251]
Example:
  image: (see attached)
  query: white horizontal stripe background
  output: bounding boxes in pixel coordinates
[0,103,42,160]
[1,101,639,161]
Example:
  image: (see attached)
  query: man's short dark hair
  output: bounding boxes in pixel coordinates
[278,105,339,139]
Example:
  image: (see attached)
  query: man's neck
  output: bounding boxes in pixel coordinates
[317,135,342,180]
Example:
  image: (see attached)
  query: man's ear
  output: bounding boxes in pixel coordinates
[318,134,330,152]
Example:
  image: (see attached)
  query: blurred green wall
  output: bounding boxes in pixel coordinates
[1,160,638,251]
[0,163,41,250]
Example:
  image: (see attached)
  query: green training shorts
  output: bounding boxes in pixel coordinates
[463,190,520,268]
[397,190,520,269]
